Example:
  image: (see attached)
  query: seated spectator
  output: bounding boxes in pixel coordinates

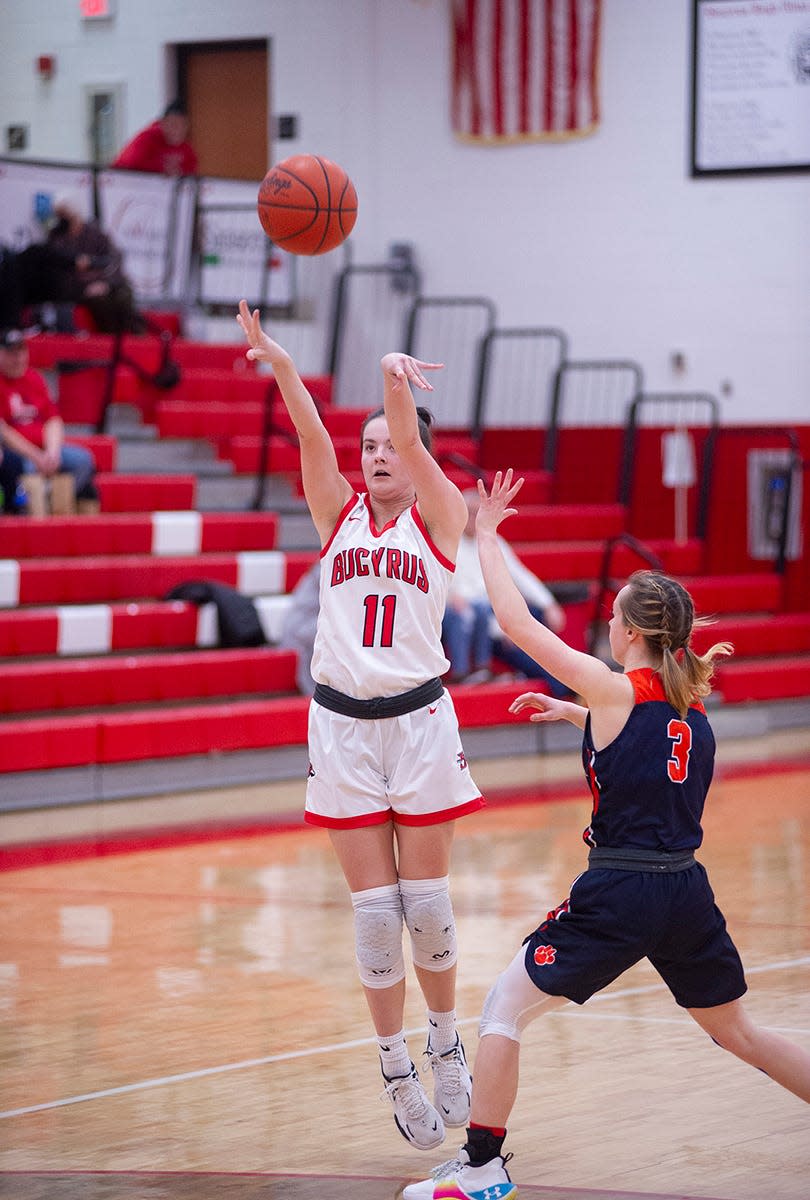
[112,101,199,177]
[278,560,320,696]
[443,488,569,695]
[0,328,99,514]
[45,195,145,334]
[0,240,79,332]
[1,233,138,336]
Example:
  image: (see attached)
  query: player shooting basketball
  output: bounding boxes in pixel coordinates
[237,299,483,1151]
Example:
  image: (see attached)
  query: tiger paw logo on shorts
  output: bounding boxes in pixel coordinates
[533,944,556,966]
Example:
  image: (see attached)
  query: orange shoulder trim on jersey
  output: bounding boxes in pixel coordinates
[627,667,665,703]
[411,504,456,572]
[627,667,707,714]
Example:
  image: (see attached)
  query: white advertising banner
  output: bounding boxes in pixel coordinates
[0,159,290,311]
[96,170,196,303]
[196,176,294,308]
[0,160,93,250]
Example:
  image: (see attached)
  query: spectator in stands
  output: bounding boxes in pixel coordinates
[278,560,321,696]
[112,101,199,177]
[0,328,99,514]
[0,239,83,333]
[45,195,145,334]
[443,488,569,695]
[238,299,481,1154]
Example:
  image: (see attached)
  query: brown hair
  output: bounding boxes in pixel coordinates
[619,570,733,717]
[360,406,433,453]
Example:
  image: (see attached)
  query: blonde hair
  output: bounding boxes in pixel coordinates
[620,570,733,717]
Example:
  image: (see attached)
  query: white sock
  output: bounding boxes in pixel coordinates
[427,1008,457,1055]
[377,1030,411,1079]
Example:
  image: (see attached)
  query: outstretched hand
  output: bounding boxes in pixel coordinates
[236,298,289,367]
[476,469,524,535]
[380,352,444,392]
[508,691,567,723]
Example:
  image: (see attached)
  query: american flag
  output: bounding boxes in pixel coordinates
[451,0,602,143]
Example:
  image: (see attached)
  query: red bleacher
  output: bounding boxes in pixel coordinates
[0,601,201,657]
[65,434,117,472]
[95,473,197,512]
[0,512,278,558]
[7,549,315,605]
[2,330,809,791]
[0,678,544,774]
[0,647,297,715]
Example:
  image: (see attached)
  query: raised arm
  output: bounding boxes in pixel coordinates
[380,352,468,558]
[237,300,352,541]
[475,471,623,707]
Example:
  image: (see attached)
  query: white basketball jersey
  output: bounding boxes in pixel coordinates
[311,493,453,699]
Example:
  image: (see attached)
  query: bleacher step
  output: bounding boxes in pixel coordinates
[194,474,299,514]
[1,694,808,810]
[2,549,316,605]
[715,656,810,704]
[114,437,231,473]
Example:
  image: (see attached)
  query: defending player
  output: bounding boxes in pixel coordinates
[404,470,810,1199]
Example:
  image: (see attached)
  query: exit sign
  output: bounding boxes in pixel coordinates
[80,0,115,18]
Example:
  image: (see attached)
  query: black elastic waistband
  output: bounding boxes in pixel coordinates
[313,677,444,720]
[587,846,696,873]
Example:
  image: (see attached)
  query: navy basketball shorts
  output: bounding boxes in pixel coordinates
[522,862,747,1008]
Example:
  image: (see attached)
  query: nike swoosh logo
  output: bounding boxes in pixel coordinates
[428,706,437,714]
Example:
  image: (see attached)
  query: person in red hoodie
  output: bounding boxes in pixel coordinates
[112,101,198,176]
[0,328,98,513]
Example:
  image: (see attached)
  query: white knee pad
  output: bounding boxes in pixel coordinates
[351,883,405,989]
[479,946,559,1043]
[400,875,457,972]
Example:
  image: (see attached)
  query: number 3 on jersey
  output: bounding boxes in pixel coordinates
[362,594,396,647]
[667,718,692,782]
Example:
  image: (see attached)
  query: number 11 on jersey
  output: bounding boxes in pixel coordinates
[362,594,397,647]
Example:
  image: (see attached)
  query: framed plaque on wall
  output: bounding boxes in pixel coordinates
[691,0,810,176]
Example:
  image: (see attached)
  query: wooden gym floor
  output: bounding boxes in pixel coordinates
[1,733,809,1200]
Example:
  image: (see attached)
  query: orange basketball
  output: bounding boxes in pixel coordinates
[257,154,358,255]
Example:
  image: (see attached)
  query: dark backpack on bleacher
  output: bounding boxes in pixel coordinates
[166,580,266,648]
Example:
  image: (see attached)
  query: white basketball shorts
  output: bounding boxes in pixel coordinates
[304,689,484,828]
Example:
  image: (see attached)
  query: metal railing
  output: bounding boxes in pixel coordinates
[55,320,180,435]
[249,378,302,511]
[472,325,568,438]
[545,359,644,484]
[404,296,497,428]
[325,262,421,409]
[620,391,721,539]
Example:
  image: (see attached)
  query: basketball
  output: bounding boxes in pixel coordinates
[257,154,358,256]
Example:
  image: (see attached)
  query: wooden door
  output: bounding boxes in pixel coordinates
[178,40,269,181]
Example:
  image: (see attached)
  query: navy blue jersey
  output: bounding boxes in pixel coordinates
[581,667,715,853]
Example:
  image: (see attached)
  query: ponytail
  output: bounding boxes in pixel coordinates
[621,571,733,717]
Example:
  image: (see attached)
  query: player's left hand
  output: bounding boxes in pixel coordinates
[508,691,566,722]
[380,352,444,391]
[476,469,524,533]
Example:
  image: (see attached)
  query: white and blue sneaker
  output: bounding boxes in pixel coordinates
[403,1148,516,1199]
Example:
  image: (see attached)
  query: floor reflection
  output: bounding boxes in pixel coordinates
[0,1173,719,1200]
